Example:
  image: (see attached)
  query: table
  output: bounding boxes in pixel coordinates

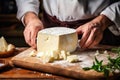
[1,45,120,80]
[0,48,75,80]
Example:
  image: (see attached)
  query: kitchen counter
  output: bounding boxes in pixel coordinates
[0,45,120,80]
[0,47,74,80]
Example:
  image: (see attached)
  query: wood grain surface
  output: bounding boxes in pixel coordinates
[11,46,120,80]
[0,48,74,80]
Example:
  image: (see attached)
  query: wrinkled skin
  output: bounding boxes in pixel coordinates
[23,12,112,49]
[76,15,112,49]
[23,12,44,48]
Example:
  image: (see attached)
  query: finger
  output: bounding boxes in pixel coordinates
[30,26,42,47]
[24,30,32,46]
[23,28,31,46]
[79,23,96,48]
[30,30,38,47]
[87,24,103,48]
[76,26,83,34]
[79,30,91,48]
[81,23,100,48]
[89,33,103,48]
[83,27,97,48]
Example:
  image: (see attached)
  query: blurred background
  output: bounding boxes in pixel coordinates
[0,0,42,47]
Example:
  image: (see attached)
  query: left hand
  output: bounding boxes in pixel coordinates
[76,14,112,49]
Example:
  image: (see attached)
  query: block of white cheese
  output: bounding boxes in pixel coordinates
[37,27,78,53]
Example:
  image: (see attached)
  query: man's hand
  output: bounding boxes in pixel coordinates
[23,12,44,48]
[76,14,112,49]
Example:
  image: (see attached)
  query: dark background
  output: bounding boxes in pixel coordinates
[0,0,42,47]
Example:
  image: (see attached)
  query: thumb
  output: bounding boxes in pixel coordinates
[76,26,83,34]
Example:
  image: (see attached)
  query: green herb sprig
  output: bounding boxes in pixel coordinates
[83,57,110,77]
[83,47,120,77]
[111,47,120,55]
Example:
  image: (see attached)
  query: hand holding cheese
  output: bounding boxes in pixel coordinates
[33,27,79,63]
[0,36,15,57]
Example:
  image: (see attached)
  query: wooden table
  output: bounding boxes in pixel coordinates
[0,48,75,80]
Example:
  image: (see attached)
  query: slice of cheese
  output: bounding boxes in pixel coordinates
[0,37,8,52]
[37,27,78,53]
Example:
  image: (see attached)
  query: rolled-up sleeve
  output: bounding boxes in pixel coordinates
[15,0,40,20]
[101,1,120,36]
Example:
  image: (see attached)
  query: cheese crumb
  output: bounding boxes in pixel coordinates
[94,50,100,56]
[67,55,79,63]
[29,50,37,57]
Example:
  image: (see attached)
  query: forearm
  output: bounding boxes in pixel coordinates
[91,14,113,31]
[101,1,120,35]
[24,12,40,26]
[22,12,44,48]
[15,0,40,21]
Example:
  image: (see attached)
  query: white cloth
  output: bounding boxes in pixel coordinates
[15,0,120,35]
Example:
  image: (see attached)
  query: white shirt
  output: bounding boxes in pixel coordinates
[43,0,109,21]
[16,0,120,35]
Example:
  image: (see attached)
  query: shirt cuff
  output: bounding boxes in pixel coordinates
[100,2,120,36]
[17,7,39,20]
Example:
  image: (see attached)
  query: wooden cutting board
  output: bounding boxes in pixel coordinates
[11,46,118,80]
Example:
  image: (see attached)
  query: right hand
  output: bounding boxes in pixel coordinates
[23,12,44,48]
